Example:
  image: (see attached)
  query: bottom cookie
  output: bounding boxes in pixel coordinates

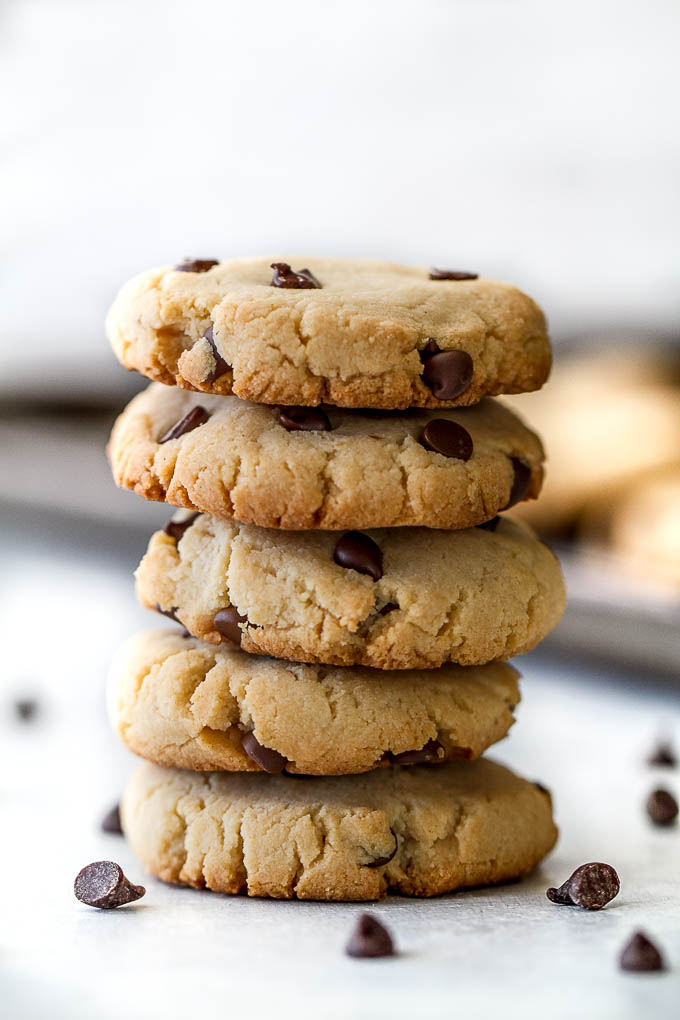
[122,759,557,901]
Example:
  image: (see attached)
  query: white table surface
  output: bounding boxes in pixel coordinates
[1,510,678,1020]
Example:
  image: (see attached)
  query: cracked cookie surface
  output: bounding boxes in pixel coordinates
[122,758,557,900]
[106,256,551,409]
[137,515,565,668]
[108,384,544,530]
[108,630,520,774]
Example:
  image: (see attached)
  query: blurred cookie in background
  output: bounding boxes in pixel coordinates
[603,465,680,589]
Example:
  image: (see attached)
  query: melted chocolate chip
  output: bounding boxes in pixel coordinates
[241,732,288,773]
[14,697,39,722]
[419,339,440,362]
[476,515,501,532]
[503,458,532,509]
[379,602,398,616]
[203,327,230,382]
[163,512,200,543]
[390,739,446,766]
[159,406,210,443]
[420,419,473,461]
[101,804,122,835]
[646,788,678,826]
[214,607,248,646]
[648,742,677,768]
[429,268,478,281]
[279,406,332,432]
[74,861,145,909]
[619,931,666,972]
[422,349,474,400]
[345,913,394,959]
[174,258,218,273]
[155,604,181,625]
[364,829,398,868]
[333,532,383,581]
[270,263,321,289]
[546,862,620,910]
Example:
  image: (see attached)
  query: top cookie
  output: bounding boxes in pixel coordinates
[106,257,551,409]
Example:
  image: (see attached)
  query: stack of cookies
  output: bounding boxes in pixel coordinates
[105,257,566,901]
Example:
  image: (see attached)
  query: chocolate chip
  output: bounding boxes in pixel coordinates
[101,804,122,835]
[429,268,478,281]
[419,338,441,362]
[648,742,677,768]
[345,913,394,959]
[333,532,383,581]
[646,788,678,826]
[476,515,501,532]
[214,607,248,646]
[420,419,473,461]
[14,697,38,722]
[154,603,181,625]
[174,258,218,273]
[279,406,332,432]
[379,602,398,616]
[364,829,398,868]
[619,931,666,972]
[503,458,532,509]
[203,327,230,382]
[422,350,474,400]
[159,406,210,443]
[270,263,321,289]
[546,862,620,910]
[241,732,288,773]
[390,739,446,766]
[163,512,200,543]
[74,861,145,909]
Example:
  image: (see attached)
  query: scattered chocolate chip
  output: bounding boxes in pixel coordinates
[379,602,398,616]
[422,349,474,400]
[429,268,479,281]
[420,419,473,461]
[546,862,620,910]
[154,603,180,625]
[390,739,446,766]
[163,512,200,543]
[334,532,383,581]
[419,338,441,362]
[345,913,394,959]
[159,406,210,443]
[203,326,230,382]
[502,458,532,509]
[74,861,145,909]
[279,406,332,432]
[646,788,678,826]
[619,931,666,973]
[364,829,398,868]
[101,804,122,835]
[14,697,38,722]
[214,607,248,646]
[476,515,501,532]
[270,262,321,289]
[174,258,218,273]
[241,732,288,773]
[648,742,677,768]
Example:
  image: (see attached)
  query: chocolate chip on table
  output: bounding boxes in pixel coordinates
[334,532,384,581]
[203,326,230,382]
[346,913,395,959]
[546,862,620,910]
[364,830,398,869]
[619,931,666,973]
[214,607,248,646]
[101,804,122,835]
[14,697,39,722]
[270,262,321,289]
[646,788,678,826]
[159,406,210,443]
[173,258,218,273]
[74,861,145,909]
[476,515,501,532]
[428,268,479,281]
[379,602,398,616]
[155,604,181,625]
[421,348,474,400]
[502,457,532,509]
[279,406,332,432]
[163,512,200,543]
[647,741,677,767]
[420,419,473,461]
[390,739,446,766]
[241,732,288,773]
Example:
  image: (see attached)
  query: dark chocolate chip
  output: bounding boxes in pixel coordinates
[546,862,620,910]
[279,406,332,432]
[214,607,248,646]
[646,788,678,826]
[345,913,394,959]
[419,338,441,362]
[14,697,38,722]
[241,732,288,773]
[390,739,446,766]
[101,804,122,835]
[476,515,501,532]
[364,829,398,868]
[503,458,532,509]
[203,327,230,382]
[334,532,383,581]
[154,603,181,625]
[422,350,474,400]
[163,512,200,543]
[619,931,666,972]
[74,861,145,909]
[270,262,321,289]
[379,602,398,616]
[159,406,210,443]
[429,268,479,281]
[648,742,677,768]
[174,258,218,273]
[420,419,473,461]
